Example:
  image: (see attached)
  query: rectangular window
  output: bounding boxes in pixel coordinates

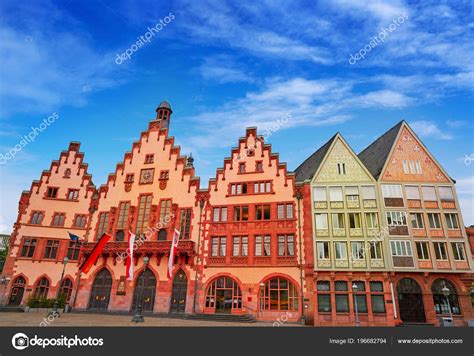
[67,189,79,200]
[370,242,382,260]
[30,211,44,225]
[255,235,271,256]
[445,213,459,229]
[219,237,226,256]
[277,204,293,220]
[47,187,58,198]
[21,238,37,258]
[233,206,249,221]
[232,236,248,256]
[452,242,466,261]
[370,282,386,314]
[335,281,349,313]
[158,199,172,225]
[233,236,240,256]
[277,235,294,256]
[351,241,365,260]
[96,212,109,240]
[256,162,263,172]
[345,186,359,202]
[263,235,271,256]
[255,236,262,256]
[74,215,87,228]
[421,186,437,201]
[428,213,442,229]
[381,184,402,198]
[67,241,81,260]
[313,187,327,202]
[348,213,361,229]
[403,160,409,174]
[410,213,424,229]
[317,281,331,312]
[335,242,347,260]
[415,160,422,174]
[317,241,330,260]
[405,186,420,200]
[386,211,407,226]
[43,240,59,259]
[439,186,454,201]
[434,242,448,260]
[144,154,154,164]
[390,240,413,257]
[213,207,227,222]
[337,163,346,175]
[116,202,130,230]
[409,160,416,174]
[239,163,245,173]
[352,281,368,313]
[211,237,219,257]
[179,208,192,239]
[52,213,65,227]
[315,214,328,229]
[255,204,271,220]
[125,173,134,183]
[136,195,152,234]
[332,213,345,229]
[329,187,343,202]
[365,213,379,229]
[416,242,430,260]
[361,186,376,200]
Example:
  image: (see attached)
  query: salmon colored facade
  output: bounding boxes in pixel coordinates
[195,127,307,322]
[1,106,473,326]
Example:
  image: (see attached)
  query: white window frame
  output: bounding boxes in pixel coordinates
[317,241,330,260]
[334,242,347,260]
[382,184,403,198]
[390,240,413,257]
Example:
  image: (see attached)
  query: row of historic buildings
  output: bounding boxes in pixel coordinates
[1,102,473,326]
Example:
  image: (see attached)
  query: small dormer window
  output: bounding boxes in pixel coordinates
[337,163,346,175]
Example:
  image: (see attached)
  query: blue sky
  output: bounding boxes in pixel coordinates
[0,0,473,233]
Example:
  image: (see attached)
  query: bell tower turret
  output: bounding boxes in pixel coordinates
[156,100,172,130]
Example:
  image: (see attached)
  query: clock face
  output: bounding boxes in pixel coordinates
[140,169,154,184]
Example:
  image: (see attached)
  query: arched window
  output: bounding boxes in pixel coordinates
[205,277,242,312]
[260,277,298,311]
[60,278,74,303]
[432,279,461,315]
[34,277,50,299]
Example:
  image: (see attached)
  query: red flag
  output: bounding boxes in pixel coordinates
[167,229,181,278]
[126,231,136,280]
[79,233,111,274]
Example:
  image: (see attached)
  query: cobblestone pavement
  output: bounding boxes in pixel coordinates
[0,312,302,327]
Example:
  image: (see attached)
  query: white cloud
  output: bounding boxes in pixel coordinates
[410,120,453,140]
[197,55,254,83]
[0,1,122,118]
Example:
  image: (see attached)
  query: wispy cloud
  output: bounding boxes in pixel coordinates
[0,1,122,118]
[410,120,453,140]
[196,55,254,83]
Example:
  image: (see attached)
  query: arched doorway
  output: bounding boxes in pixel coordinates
[431,279,461,315]
[88,269,112,311]
[397,278,426,323]
[8,276,26,305]
[132,268,157,312]
[205,276,242,314]
[170,270,187,314]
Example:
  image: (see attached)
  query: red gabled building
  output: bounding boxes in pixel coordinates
[195,127,310,322]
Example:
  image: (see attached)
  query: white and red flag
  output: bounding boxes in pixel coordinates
[167,228,181,278]
[126,231,136,280]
